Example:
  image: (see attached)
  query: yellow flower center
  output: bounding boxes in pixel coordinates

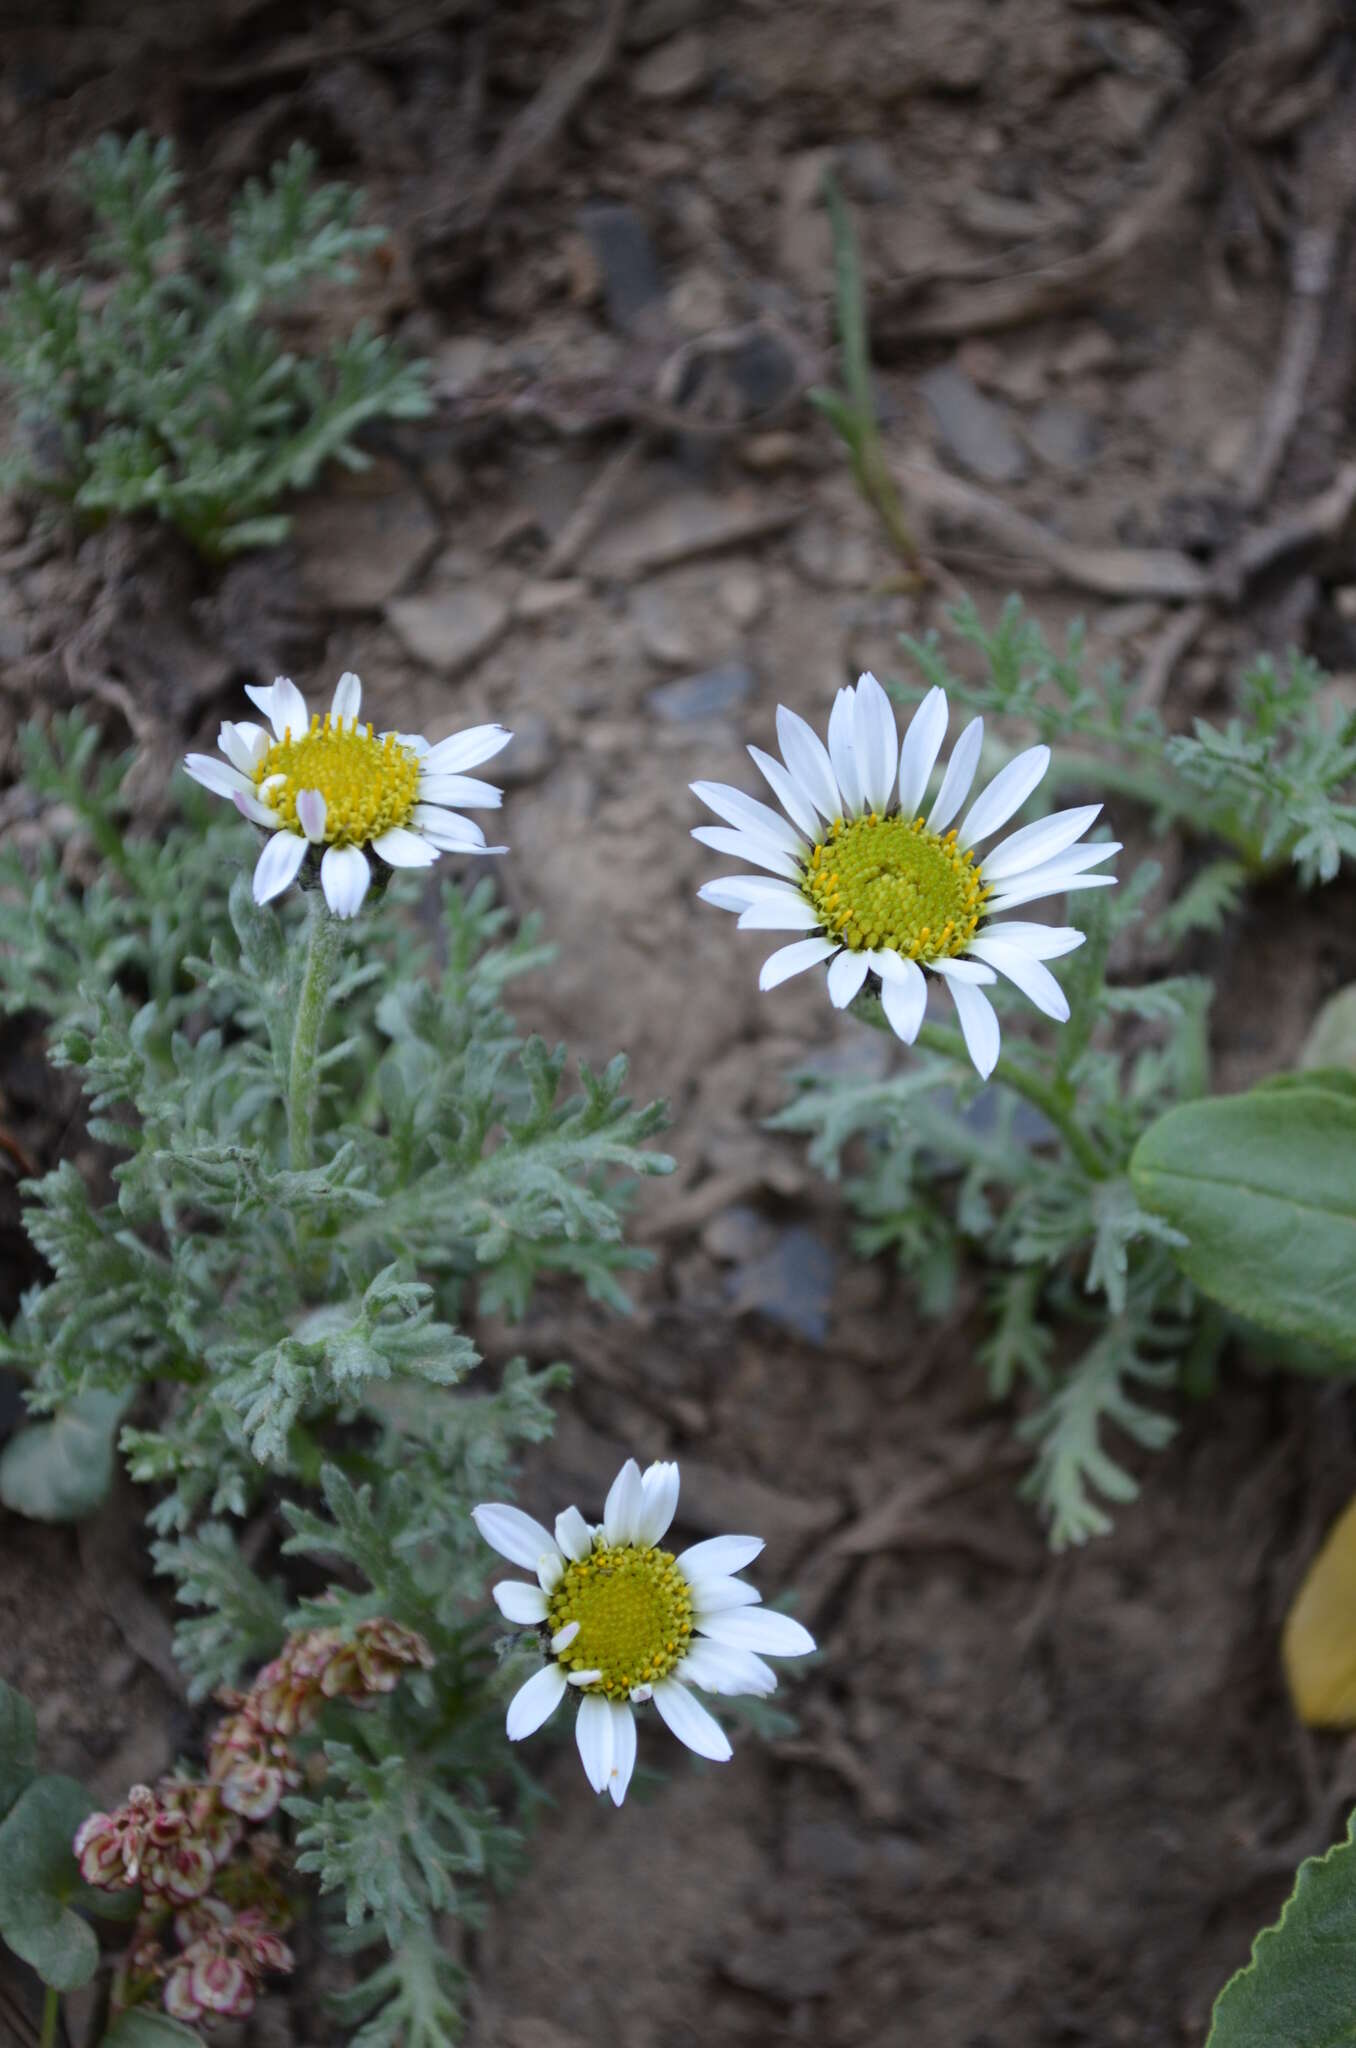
[546,1542,695,1699]
[802,813,987,960]
[254,715,420,846]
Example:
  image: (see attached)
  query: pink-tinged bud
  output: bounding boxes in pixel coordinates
[229,1907,294,1977]
[142,1835,215,1905]
[320,1618,435,1700]
[173,1897,232,1950]
[207,1711,300,1821]
[162,1963,203,2024]
[157,1778,242,1870]
[71,1784,162,1890]
[186,1947,255,2019]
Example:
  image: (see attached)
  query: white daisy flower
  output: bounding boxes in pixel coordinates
[692,673,1119,1079]
[472,1457,815,1807]
[184,671,511,920]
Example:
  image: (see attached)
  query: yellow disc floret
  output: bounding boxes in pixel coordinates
[254,714,420,846]
[546,1542,695,1699]
[802,813,987,961]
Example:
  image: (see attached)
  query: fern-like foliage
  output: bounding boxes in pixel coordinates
[1,721,670,2041]
[0,133,430,554]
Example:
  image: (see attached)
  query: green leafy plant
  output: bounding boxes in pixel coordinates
[769,604,1352,1547]
[0,132,430,555]
[0,709,671,2043]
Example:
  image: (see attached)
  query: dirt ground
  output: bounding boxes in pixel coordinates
[4,1,1356,2043]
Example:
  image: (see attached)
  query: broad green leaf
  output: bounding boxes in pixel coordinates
[1129,1083,1356,1360]
[0,1679,37,1816]
[1207,1810,1356,2046]
[0,1387,128,1521]
[1282,1493,1356,1727]
[0,1774,98,1989]
[100,2010,203,2046]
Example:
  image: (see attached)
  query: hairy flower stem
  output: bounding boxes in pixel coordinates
[287,894,342,1172]
[40,1989,59,2048]
[913,1022,1110,1179]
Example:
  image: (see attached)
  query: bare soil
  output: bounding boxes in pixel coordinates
[4,3,1356,2044]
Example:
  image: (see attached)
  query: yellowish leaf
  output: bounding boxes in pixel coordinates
[1283,1493,1356,1727]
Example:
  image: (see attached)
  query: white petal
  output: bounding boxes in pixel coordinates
[776,705,842,821]
[870,948,921,986]
[678,1535,764,1579]
[472,1503,561,1572]
[852,671,899,813]
[184,753,254,802]
[897,685,949,818]
[691,781,807,859]
[370,826,439,869]
[958,744,1051,850]
[981,804,1103,883]
[567,1668,604,1687]
[939,970,1001,1078]
[413,773,502,810]
[965,937,1070,1020]
[736,896,821,933]
[980,921,1085,960]
[747,744,822,841]
[245,675,309,744]
[330,671,362,728]
[651,1679,732,1762]
[554,1506,593,1562]
[691,824,802,882]
[252,830,307,905]
[690,1575,762,1615]
[826,688,863,816]
[607,1702,637,1806]
[575,1693,614,1795]
[233,789,279,826]
[698,876,791,914]
[759,935,837,991]
[493,1580,548,1625]
[637,1461,680,1547]
[218,721,270,775]
[927,716,984,832]
[551,1622,580,1653]
[879,958,928,1042]
[409,804,488,849]
[695,1607,816,1657]
[678,1640,778,1697]
[932,956,996,984]
[422,724,513,774]
[826,949,869,1009]
[985,871,1117,913]
[295,788,327,843]
[320,843,371,919]
[537,1553,564,1594]
[505,1662,568,1741]
[416,779,499,815]
[603,1459,645,1545]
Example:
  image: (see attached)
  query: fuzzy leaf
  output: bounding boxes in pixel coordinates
[0,1774,99,1989]
[1130,1080,1356,1359]
[1206,1811,1356,2046]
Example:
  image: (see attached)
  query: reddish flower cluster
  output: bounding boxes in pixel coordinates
[74,1616,433,2029]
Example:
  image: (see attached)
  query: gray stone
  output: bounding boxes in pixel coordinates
[1026,399,1098,473]
[295,460,442,611]
[497,710,555,787]
[792,513,874,590]
[728,1224,835,1344]
[631,584,697,666]
[918,363,1027,483]
[577,202,665,334]
[514,577,587,620]
[586,486,795,578]
[717,563,766,627]
[384,587,509,675]
[633,28,708,99]
[647,659,753,723]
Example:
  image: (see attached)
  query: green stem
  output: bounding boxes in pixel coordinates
[287,893,342,1172]
[40,1987,59,2048]
[912,1018,1112,1180]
